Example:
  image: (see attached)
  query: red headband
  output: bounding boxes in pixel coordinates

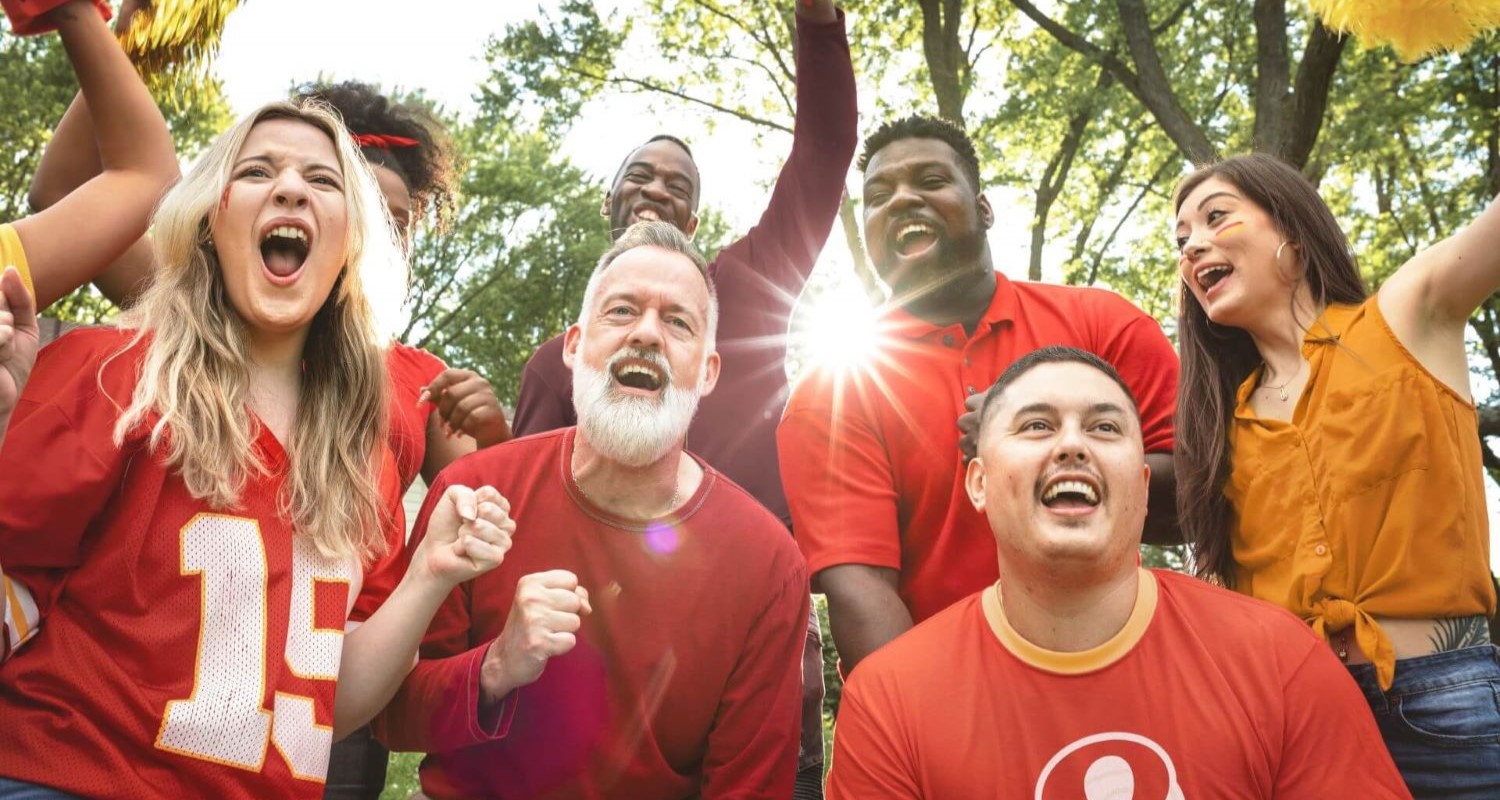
[352,133,420,150]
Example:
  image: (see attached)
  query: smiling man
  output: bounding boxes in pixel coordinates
[778,115,1180,672]
[825,346,1410,798]
[373,222,809,799]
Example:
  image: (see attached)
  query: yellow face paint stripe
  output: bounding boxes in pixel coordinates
[1213,221,1244,242]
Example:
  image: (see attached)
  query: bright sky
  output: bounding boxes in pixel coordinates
[216,1,1500,569]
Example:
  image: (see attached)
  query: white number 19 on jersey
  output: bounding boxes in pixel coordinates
[154,514,357,783]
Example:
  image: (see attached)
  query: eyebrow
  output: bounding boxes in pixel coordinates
[625,161,693,182]
[1196,191,1238,211]
[598,291,704,323]
[233,154,342,175]
[1010,401,1130,418]
[864,159,954,186]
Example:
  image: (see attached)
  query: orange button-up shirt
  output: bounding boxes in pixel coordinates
[1227,297,1495,688]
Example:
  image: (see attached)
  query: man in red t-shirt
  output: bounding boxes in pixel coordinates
[827,347,1409,798]
[374,222,809,799]
[779,115,1180,671]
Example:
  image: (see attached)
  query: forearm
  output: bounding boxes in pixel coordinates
[819,566,913,673]
[29,92,102,211]
[370,642,511,754]
[56,6,176,185]
[1141,452,1180,546]
[334,572,452,739]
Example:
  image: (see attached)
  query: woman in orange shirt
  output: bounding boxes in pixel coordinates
[1174,152,1500,795]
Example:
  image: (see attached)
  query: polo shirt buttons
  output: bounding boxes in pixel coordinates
[1314,544,1328,556]
[967,385,977,395]
[964,357,972,367]
[943,335,955,346]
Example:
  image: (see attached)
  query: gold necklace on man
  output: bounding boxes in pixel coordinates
[572,471,681,518]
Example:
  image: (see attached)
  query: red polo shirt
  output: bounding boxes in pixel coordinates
[778,273,1177,623]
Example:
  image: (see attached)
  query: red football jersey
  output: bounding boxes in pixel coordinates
[386,342,447,492]
[0,328,407,799]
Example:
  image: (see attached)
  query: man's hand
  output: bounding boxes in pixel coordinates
[480,570,592,706]
[412,484,515,588]
[795,0,837,23]
[957,390,985,463]
[0,268,40,427]
[422,368,511,447]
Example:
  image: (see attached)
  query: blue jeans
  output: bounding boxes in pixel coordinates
[0,779,82,799]
[1346,645,1500,798]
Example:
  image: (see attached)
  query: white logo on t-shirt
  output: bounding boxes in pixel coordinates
[1035,732,1186,800]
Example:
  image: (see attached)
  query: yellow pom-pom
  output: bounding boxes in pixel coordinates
[1308,0,1500,61]
[116,0,245,80]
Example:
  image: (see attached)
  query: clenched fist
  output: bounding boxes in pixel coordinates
[412,484,515,588]
[480,570,593,706]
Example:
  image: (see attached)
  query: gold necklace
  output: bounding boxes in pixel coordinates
[573,472,681,518]
[1259,361,1304,402]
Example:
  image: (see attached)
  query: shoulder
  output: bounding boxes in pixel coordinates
[1013,280,1157,323]
[387,342,448,377]
[30,326,142,399]
[856,594,981,683]
[525,335,568,370]
[697,467,805,568]
[1153,570,1320,653]
[437,427,569,487]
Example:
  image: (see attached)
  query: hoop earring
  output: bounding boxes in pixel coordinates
[1275,241,1289,261]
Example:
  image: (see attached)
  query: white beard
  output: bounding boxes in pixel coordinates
[572,350,701,467]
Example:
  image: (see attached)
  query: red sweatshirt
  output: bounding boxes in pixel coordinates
[373,428,810,799]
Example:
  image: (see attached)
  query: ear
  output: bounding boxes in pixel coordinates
[562,323,584,370]
[697,349,721,396]
[684,214,700,240]
[977,193,995,229]
[964,456,988,513]
[599,194,611,218]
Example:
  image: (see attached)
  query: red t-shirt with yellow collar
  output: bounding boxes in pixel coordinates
[828,569,1410,798]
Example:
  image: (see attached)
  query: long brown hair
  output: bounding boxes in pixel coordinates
[1174,153,1367,584]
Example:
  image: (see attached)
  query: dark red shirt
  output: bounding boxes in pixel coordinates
[372,428,810,799]
[509,13,858,525]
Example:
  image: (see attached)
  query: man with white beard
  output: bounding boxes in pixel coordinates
[373,222,811,800]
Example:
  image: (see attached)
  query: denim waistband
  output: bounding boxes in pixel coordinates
[1345,645,1500,708]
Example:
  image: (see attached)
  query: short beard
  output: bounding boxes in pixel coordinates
[572,349,701,467]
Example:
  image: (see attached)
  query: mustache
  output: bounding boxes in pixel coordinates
[607,347,673,384]
[1032,465,1105,500]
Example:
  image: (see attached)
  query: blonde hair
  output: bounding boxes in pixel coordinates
[114,100,407,561]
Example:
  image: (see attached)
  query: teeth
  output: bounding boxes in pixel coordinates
[616,364,662,382]
[1195,264,1231,287]
[897,222,933,242]
[636,209,660,221]
[1044,480,1098,503]
[263,225,308,243]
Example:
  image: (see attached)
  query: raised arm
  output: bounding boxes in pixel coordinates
[13,0,175,312]
[710,0,856,306]
[1380,189,1500,393]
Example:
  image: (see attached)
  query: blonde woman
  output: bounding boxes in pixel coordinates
[0,101,514,799]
